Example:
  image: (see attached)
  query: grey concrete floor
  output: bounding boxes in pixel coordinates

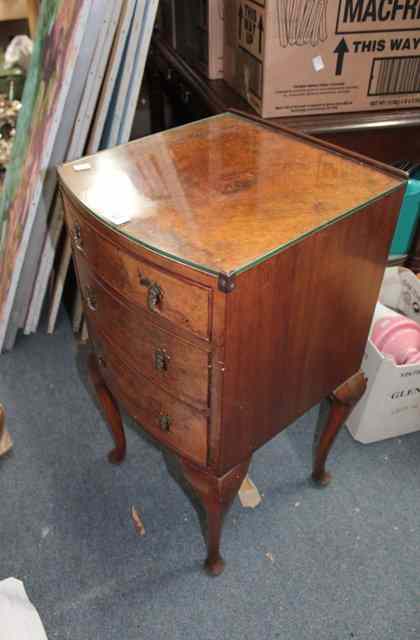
[1,313,419,640]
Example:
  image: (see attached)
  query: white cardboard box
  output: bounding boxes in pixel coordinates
[346,333,420,443]
[347,268,420,443]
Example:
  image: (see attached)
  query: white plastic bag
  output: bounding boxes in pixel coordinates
[4,36,33,72]
[0,578,48,640]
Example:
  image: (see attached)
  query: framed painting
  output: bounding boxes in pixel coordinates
[0,0,92,350]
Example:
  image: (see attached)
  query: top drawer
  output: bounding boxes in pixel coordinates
[63,195,211,340]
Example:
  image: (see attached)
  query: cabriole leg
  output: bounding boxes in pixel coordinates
[0,403,12,457]
[88,352,126,464]
[181,458,251,576]
[312,371,367,486]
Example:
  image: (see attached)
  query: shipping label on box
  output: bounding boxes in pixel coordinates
[224,0,420,117]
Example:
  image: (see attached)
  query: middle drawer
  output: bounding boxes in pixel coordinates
[77,259,210,409]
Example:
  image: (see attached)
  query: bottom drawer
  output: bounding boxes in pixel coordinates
[90,329,208,466]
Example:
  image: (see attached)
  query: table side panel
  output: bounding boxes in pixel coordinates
[218,188,405,473]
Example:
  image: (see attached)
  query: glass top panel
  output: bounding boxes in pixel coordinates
[58,114,403,276]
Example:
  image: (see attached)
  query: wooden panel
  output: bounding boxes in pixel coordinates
[90,328,208,466]
[0,1,27,21]
[26,0,39,38]
[207,287,228,469]
[77,257,210,409]
[319,127,420,165]
[217,188,405,473]
[63,196,211,340]
[58,113,403,277]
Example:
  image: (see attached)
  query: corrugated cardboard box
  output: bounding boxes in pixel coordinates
[176,0,224,79]
[224,0,420,117]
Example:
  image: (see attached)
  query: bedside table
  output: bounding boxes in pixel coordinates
[58,113,406,575]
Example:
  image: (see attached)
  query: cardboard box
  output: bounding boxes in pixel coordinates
[224,0,420,118]
[346,324,420,443]
[176,0,224,79]
[347,270,420,443]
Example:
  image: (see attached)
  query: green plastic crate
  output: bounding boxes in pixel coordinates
[390,169,420,257]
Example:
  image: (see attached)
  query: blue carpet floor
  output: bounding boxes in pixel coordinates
[1,314,419,640]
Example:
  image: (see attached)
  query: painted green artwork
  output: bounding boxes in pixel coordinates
[0,0,86,318]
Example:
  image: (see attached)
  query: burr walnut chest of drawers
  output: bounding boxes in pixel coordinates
[58,113,406,575]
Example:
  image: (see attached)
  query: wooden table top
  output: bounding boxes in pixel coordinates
[59,113,405,276]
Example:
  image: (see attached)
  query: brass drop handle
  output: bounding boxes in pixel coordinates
[73,223,84,253]
[148,283,163,311]
[158,415,171,432]
[85,286,97,312]
[139,275,164,312]
[155,348,170,372]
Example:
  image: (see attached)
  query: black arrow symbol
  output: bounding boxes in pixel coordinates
[334,38,349,76]
[238,5,243,40]
[258,16,264,54]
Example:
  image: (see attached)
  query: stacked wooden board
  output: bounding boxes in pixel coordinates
[0,0,159,352]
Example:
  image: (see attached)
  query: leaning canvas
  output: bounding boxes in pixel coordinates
[0,0,92,350]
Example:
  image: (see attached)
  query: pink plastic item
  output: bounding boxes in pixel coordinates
[371,315,420,365]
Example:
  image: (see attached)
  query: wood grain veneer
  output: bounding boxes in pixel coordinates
[59,114,402,276]
[78,258,210,409]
